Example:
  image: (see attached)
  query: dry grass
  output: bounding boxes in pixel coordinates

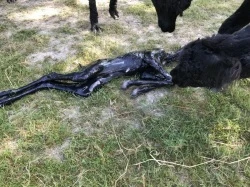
[0,0,250,186]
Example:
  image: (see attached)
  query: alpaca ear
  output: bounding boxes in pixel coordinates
[201,39,218,51]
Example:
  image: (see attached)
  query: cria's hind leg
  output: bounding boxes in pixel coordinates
[0,72,78,98]
[0,82,90,107]
[121,79,173,97]
[0,65,103,99]
[140,71,165,81]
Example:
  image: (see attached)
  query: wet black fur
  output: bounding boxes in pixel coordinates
[0,49,172,107]
[169,25,250,88]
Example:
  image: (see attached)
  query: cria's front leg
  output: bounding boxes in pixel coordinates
[121,79,172,90]
[122,79,173,97]
[144,57,172,81]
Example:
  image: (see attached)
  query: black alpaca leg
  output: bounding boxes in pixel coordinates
[109,0,119,19]
[0,82,92,107]
[218,0,250,34]
[89,0,102,32]
[7,0,16,3]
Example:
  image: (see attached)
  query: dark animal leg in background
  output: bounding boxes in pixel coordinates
[89,0,102,32]
[109,0,119,19]
[7,0,16,3]
[218,0,250,34]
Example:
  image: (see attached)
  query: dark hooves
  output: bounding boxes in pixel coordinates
[7,0,16,3]
[91,24,104,33]
[121,80,131,90]
[109,10,119,20]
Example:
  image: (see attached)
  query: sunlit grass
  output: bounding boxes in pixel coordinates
[0,0,249,186]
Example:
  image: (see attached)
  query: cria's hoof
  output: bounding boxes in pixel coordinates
[131,88,139,98]
[121,80,130,90]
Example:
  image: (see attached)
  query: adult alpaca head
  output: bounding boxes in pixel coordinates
[152,0,250,34]
[169,25,250,89]
[170,37,242,89]
[151,0,192,32]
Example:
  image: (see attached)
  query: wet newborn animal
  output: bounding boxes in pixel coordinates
[0,49,172,107]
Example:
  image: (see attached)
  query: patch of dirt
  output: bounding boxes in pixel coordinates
[5,0,85,65]
[0,139,18,154]
[45,138,71,162]
[135,89,169,117]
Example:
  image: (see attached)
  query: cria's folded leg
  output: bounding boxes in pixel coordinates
[144,57,172,81]
[121,79,173,90]
[88,72,125,92]
[131,84,168,97]
[140,71,165,81]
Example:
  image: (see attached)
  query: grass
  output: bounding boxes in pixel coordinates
[0,0,250,186]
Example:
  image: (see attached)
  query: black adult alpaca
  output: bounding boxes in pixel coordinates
[7,0,119,32]
[167,25,250,88]
[0,49,172,107]
[152,0,250,34]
